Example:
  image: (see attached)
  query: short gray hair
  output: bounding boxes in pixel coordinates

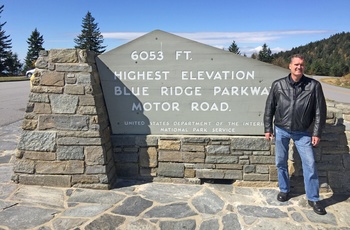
[290,54,304,63]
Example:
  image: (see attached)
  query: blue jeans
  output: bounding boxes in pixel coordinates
[275,126,320,201]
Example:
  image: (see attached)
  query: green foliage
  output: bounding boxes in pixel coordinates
[74,11,106,54]
[4,51,22,75]
[24,28,44,71]
[273,32,350,76]
[258,43,273,63]
[228,40,240,54]
[0,5,13,76]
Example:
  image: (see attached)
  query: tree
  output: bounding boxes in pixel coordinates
[24,28,44,71]
[251,53,258,59]
[5,51,22,75]
[228,40,240,54]
[74,11,106,54]
[0,5,13,76]
[258,43,273,63]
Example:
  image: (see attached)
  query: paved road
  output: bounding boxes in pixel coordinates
[313,76,350,104]
[0,81,30,126]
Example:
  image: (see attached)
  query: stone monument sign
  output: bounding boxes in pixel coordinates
[97,30,288,135]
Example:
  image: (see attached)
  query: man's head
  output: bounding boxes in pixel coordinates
[289,54,305,81]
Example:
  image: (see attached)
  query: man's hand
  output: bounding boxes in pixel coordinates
[265,132,274,141]
[312,136,320,146]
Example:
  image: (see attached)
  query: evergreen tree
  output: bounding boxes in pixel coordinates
[258,43,273,63]
[0,5,13,76]
[5,51,22,75]
[74,11,106,54]
[228,40,240,54]
[24,28,44,71]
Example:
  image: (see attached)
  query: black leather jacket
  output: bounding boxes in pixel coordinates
[264,74,326,137]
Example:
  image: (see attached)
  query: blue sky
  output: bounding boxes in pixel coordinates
[2,0,350,61]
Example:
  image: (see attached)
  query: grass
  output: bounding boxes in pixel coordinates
[0,76,29,82]
[320,74,350,89]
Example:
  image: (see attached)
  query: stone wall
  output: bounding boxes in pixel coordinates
[111,97,350,194]
[14,49,350,193]
[14,49,115,189]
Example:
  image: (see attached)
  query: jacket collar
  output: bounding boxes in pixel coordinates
[288,74,305,86]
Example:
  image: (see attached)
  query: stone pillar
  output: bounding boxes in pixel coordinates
[14,49,115,189]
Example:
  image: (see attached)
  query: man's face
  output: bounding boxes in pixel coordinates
[289,57,305,79]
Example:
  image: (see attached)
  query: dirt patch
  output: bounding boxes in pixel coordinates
[320,74,350,89]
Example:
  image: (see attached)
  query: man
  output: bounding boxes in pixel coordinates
[264,54,327,215]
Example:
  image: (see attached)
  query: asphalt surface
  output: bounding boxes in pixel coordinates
[313,76,350,104]
[0,81,30,126]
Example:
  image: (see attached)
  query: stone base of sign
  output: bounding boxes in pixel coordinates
[14,49,116,189]
[111,102,350,194]
[13,49,350,193]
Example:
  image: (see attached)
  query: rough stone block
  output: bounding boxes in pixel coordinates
[50,94,78,114]
[85,146,106,165]
[65,85,85,95]
[269,166,278,181]
[243,174,269,181]
[77,106,97,115]
[181,144,205,152]
[13,160,35,173]
[158,140,181,150]
[182,152,205,163]
[34,103,52,114]
[243,165,255,173]
[36,161,84,174]
[256,165,269,174]
[58,137,102,146]
[215,164,243,170]
[72,175,100,184]
[23,151,56,161]
[206,145,230,155]
[76,72,93,84]
[57,146,84,160]
[206,156,238,164]
[250,156,275,164]
[38,115,89,131]
[55,63,92,72]
[18,131,56,152]
[79,95,95,106]
[31,86,63,94]
[196,169,224,179]
[29,93,50,103]
[41,71,65,86]
[22,119,38,130]
[184,169,195,178]
[182,137,210,143]
[158,162,184,178]
[224,170,243,179]
[49,49,79,63]
[86,165,107,174]
[158,151,182,162]
[139,147,157,167]
[18,174,71,187]
[231,137,270,151]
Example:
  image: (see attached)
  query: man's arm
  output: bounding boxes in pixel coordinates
[264,82,277,135]
[312,82,327,137]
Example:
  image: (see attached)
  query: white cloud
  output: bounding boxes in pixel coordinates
[101,30,333,56]
[102,30,331,44]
